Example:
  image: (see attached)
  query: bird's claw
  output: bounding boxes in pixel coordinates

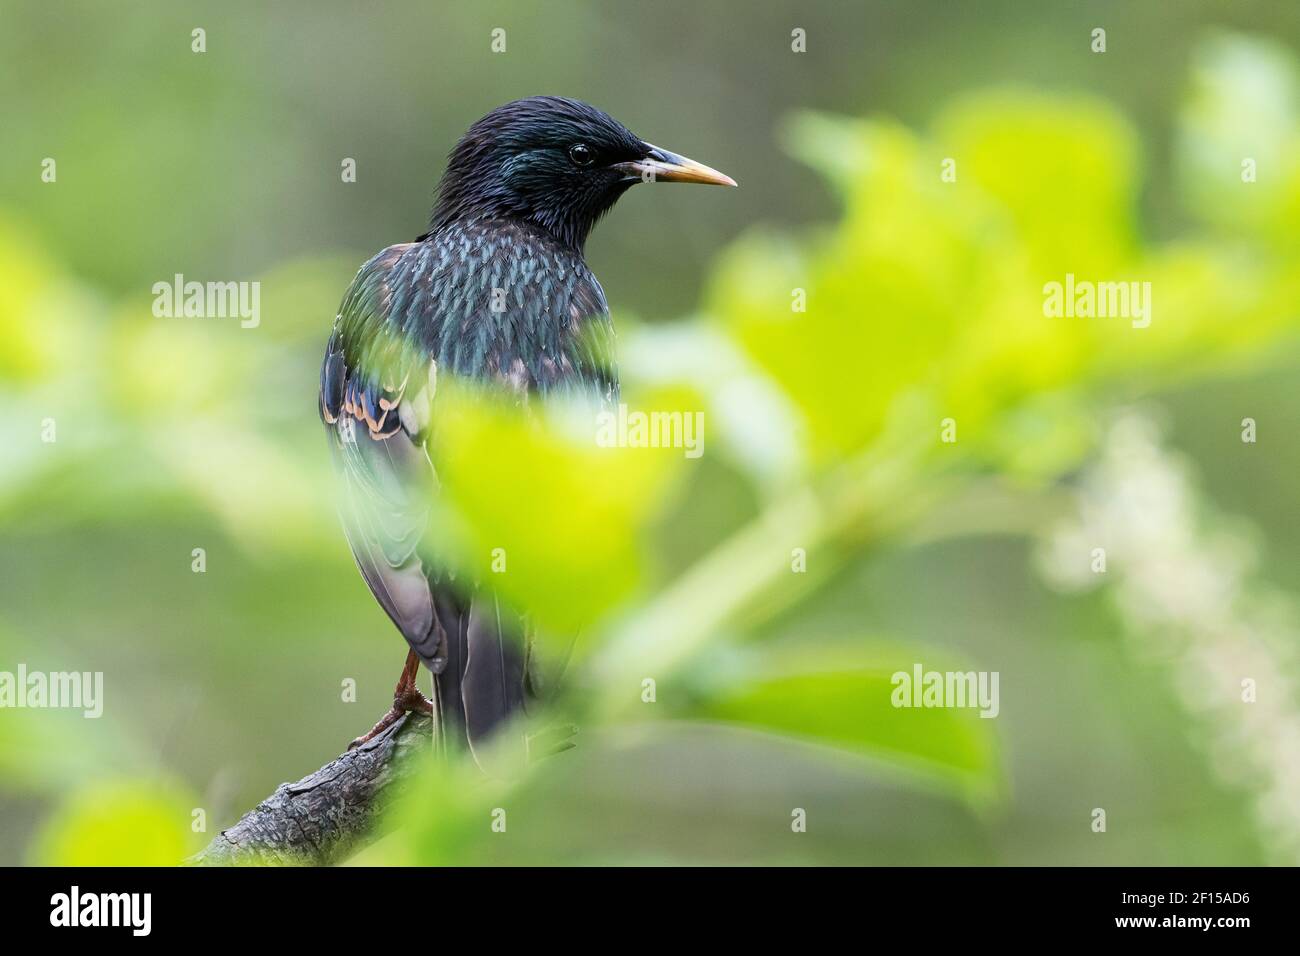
[347,689,433,751]
[348,650,434,750]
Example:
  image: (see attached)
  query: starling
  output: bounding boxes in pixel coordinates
[319,96,735,759]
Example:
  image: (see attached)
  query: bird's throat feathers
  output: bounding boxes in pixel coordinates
[429,160,634,253]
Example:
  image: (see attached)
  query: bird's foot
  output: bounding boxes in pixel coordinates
[348,650,434,750]
[347,687,433,750]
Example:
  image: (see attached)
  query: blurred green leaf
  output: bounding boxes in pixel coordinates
[684,645,1002,804]
[30,779,198,866]
[934,89,1139,276]
[428,382,685,646]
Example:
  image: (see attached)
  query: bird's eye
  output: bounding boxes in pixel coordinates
[568,144,594,167]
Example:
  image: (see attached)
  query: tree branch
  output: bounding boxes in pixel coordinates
[190,712,432,866]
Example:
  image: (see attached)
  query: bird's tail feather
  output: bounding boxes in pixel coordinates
[428,590,530,771]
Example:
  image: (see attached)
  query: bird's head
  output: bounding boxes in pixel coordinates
[428,96,736,251]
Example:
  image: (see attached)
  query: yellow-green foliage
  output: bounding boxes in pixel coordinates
[5,33,1299,865]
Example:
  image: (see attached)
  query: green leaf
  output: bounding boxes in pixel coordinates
[685,645,1003,804]
[933,89,1140,276]
[714,117,984,461]
[30,779,198,866]
[427,381,684,647]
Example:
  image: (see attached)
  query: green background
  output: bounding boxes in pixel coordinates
[1,1,1298,865]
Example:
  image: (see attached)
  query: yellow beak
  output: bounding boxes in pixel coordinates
[614,143,738,187]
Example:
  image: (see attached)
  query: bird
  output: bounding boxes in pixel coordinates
[319,96,736,764]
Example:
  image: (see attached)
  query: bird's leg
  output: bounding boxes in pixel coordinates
[348,649,434,750]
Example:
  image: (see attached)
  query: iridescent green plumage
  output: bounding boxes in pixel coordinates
[319,96,733,757]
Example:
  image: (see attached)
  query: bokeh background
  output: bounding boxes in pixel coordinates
[2,0,1299,865]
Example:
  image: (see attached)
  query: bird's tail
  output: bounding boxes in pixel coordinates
[428,591,532,771]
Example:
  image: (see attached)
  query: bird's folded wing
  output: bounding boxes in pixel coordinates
[325,403,447,671]
[320,245,446,667]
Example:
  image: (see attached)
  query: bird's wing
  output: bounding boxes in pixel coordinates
[320,244,448,667]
